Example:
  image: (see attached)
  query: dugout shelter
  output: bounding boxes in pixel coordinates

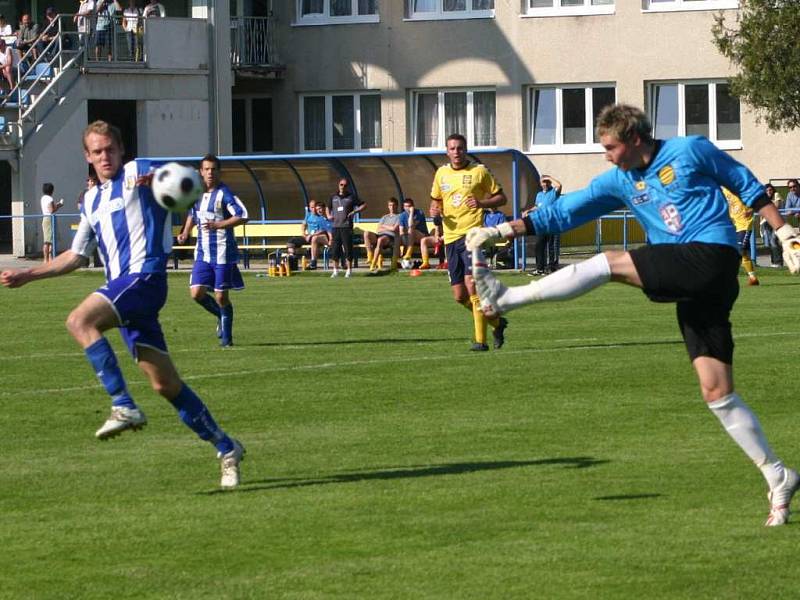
[146,149,541,268]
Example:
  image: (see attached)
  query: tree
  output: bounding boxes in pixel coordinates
[712,0,800,132]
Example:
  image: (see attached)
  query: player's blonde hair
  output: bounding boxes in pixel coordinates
[82,120,125,153]
[595,104,653,144]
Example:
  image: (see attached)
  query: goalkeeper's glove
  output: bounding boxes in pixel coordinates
[465,222,515,252]
[775,223,800,274]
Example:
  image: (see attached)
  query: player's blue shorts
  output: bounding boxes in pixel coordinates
[95,273,168,359]
[190,261,245,292]
[445,237,473,286]
[736,229,752,254]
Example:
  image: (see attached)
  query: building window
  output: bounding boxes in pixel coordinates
[643,0,738,12]
[528,84,615,152]
[300,93,382,152]
[525,0,613,17]
[407,0,494,21]
[296,0,379,25]
[413,89,496,149]
[232,96,273,154]
[648,80,740,148]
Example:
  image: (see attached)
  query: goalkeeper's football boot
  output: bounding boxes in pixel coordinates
[765,467,800,526]
[470,342,489,352]
[95,406,147,440]
[219,439,245,489]
[492,317,508,349]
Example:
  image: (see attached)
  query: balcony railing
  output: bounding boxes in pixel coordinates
[230,16,280,68]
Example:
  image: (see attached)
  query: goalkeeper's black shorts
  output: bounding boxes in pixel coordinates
[629,242,740,364]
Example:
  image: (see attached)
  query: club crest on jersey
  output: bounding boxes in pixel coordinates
[462,175,473,185]
[124,175,136,190]
[451,193,463,207]
[658,166,675,186]
[659,202,683,234]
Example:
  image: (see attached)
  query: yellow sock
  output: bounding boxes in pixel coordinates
[742,256,755,274]
[366,250,373,263]
[374,255,383,270]
[470,294,487,345]
[403,248,413,259]
[421,259,429,267]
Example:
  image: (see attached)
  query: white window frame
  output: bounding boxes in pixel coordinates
[642,0,737,13]
[647,79,741,150]
[298,92,383,152]
[294,0,379,26]
[406,0,495,21]
[524,0,614,18]
[527,83,616,154]
[231,95,273,154]
[411,88,497,150]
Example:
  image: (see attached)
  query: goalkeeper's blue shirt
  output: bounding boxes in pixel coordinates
[71,160,172,281]
[189,183,248,265]
[529,136,765,248]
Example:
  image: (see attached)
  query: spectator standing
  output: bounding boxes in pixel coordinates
[122,0,141,61]
[40,182,63,263]
[326,178,365,278]
[177,154,249,347]
[760,183,784,267]
[16,13,39,59]
[94,0,121,61]
[142,0,166,18]
[532,175,562,274]
[1,121,245,488]
[75,0,96,45]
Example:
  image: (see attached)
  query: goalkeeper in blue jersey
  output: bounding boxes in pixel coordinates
[467,104,800,526]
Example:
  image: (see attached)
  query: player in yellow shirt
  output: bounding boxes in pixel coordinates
[723,186,759,286]
[430,133,509,351]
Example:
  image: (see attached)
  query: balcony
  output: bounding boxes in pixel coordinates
[230,16,285,79]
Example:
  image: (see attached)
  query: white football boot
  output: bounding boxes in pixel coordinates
[95,406,147,440]
[219,439,245,489]
[765,467,800,526]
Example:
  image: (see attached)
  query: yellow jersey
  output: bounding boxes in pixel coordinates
[722,187,753,232]
[430,162,502,244]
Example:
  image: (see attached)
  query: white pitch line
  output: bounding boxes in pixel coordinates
[2,329,797,398]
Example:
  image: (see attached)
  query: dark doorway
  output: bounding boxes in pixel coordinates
[0,160,10,252]
[88,99,137,163]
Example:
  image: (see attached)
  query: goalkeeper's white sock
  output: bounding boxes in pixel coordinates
[504,253,611,310]
[708,393,784,488]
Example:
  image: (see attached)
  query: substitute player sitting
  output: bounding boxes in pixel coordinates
[399,197,428,268]
[177,154,248,347]
[432,133,508,351]
[467,104,800,525]
[1,121,244,488]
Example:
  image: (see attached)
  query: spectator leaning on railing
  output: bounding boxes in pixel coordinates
[94,0,121,61]
[122,0,142,61]
[75,0,96,45]
[37,7,59,59]
[142,0,166,18]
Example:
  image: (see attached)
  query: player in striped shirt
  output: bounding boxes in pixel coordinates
[177,154,248,347]
[0,121,245,488]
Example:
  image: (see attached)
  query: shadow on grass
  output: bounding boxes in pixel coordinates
[563,339,683,351]
[202,456,608,495]
[593,493,663,501]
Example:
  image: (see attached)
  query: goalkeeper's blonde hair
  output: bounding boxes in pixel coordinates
[595,104,653,144]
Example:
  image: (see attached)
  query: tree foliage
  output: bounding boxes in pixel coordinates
[712,0,800,131]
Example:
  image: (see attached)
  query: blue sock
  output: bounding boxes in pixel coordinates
[220,304,233,344]
[169,384,233,454]
[195,294,221,318]
[85,338,136,409]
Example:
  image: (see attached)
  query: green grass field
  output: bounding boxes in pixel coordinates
[1,266,798,599]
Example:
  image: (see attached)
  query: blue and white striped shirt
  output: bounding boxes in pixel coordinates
[71,160,172,281]
[190,184,248,265]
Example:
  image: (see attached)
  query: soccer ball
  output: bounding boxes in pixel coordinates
[151,162,203,212]
[401,258,412,270]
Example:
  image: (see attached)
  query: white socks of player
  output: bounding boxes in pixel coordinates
[708,393,784,489]
[502,253,612,310]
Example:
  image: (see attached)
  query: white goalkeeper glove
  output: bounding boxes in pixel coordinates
[465,222,515,252]
[775,223,800,274]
